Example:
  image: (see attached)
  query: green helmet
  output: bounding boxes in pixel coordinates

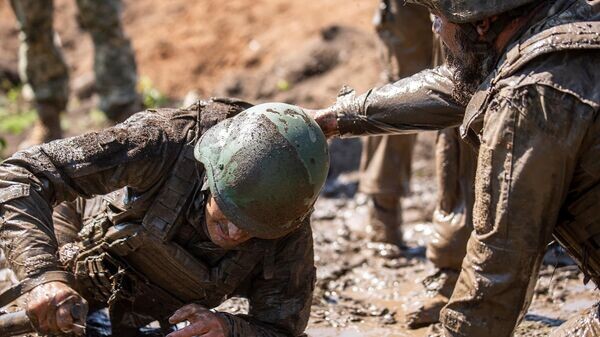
[195,102,330,239]
[407,0,537,23]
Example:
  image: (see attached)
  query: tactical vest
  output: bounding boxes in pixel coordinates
[73,99,274,320]
[459,3,600,284]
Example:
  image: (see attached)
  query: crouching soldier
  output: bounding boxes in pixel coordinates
[0,99,330,337]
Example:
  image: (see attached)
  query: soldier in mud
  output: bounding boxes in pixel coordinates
[400,35,479,331]
[358,0,432,247]
[9,0,140,147]
[310,0,600,335]
[367,1,478,328]
[0,100,329,337]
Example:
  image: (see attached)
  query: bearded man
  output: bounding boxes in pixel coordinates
[310,0,600,335]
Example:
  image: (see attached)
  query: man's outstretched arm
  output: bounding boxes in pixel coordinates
[311,66,465,138]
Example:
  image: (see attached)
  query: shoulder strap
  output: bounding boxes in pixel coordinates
[142,134,199,241]
[461,21,600,140]
[498,21,600,80]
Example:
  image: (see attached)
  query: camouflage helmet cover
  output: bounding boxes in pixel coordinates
[195,103,330,239]
[406,0,538,23]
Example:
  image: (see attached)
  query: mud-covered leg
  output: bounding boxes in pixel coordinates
[360,135,416,247]
[10,0,67,146]
[404,129,478,328]
[75,0,140,122]
[359,0,433,247]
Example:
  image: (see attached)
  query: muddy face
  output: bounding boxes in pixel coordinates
[434,14,498,106]
[205,195,252,249]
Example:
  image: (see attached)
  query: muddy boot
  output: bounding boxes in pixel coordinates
[404,268,459,329]
[366,194,404,247]
[19,101,64,149]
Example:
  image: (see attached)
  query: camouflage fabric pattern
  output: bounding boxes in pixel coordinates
[9,0,68,109]
[9,0,138,118]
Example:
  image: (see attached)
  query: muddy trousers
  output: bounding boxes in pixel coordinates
[9,0,138,119]
[427,129,477,271]
[359,134,416,245]
[359,1,434,243]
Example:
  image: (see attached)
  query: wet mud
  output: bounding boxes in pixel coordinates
[3,134,597,337]
[220,134,600,337]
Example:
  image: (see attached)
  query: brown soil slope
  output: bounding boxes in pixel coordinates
[0,0,378,98]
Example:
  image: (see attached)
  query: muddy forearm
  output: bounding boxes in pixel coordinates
[333,66,465,137]
[0,163,62,279]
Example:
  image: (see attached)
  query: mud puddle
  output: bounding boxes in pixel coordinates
[304,168,599,337]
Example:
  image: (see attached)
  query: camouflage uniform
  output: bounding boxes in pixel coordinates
[0,99,315,336]
[359,0,432,245]
[329,0,600,335]
[9,0,139,142]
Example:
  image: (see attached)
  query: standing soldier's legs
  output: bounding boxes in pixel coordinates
[10,0,68,145]
[360,135,416,246]
[406,128,477,328]
[75,0,140,122]
[360,0,432,247]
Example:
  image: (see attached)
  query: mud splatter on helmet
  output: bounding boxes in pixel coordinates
[195,103,330,239]
[407,0,538,23]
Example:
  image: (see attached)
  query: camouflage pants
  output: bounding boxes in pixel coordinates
[9,0,138,117]
[359,1,433,199]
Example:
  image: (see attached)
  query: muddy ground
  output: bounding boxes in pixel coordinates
[212,134,600,337]
[1,1,599,336]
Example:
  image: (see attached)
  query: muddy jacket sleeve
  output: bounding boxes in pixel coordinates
[440,84,597,336]
[332,66,465,137]
[0,110,191,280]
[220,222,315,337]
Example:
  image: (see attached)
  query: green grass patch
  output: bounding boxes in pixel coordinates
[0,108,38,134]
[138,76,169,109]
[0,85,37,135]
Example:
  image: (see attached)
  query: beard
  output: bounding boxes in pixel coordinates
[443,27,499,106]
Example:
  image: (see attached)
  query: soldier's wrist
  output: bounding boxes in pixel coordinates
[214,312,232,337]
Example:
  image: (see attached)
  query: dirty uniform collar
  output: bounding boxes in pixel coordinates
[459,0,568,143]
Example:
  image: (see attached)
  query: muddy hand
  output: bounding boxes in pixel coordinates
[26,281,88,335]
[304,107,339,139]
[167,304,228,337]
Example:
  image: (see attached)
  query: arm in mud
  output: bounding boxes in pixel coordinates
[220,221,315,337]
[0,109,191,280]
[331,66,465,137]
[440,86,590,336]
